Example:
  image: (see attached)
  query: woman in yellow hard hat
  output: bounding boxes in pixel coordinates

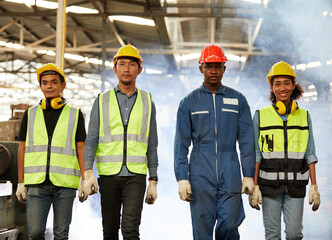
[249,61,321,239]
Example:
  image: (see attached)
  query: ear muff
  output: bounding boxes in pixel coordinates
[274,100,298,115]
[289,100,298,114]
[40,97,66,110]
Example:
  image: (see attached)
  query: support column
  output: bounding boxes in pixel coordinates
[101,0,107,93]
[55,0,67,70]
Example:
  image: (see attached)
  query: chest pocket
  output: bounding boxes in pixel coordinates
[191,110,210,141]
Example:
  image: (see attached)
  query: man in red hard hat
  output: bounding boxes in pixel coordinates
[174,44,255,239]
[16,63,87,239]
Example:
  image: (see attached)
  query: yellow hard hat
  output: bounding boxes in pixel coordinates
[113,44,143,66]
[37,63,66,83]
[267,61,296,83]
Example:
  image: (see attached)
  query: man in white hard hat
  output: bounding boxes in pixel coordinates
[16,63,87,239]
[84,44,158,240]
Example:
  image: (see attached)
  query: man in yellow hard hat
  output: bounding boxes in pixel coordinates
[84,44,158,240]
[15,63,87,239]
[249,61,321,239]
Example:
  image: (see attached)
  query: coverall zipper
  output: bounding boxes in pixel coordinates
[212,94,218,181]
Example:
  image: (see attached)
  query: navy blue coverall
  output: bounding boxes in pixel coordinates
[174,83,255,239]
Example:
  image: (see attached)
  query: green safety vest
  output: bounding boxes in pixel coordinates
[24,105,81,189]
[96,88,151,175]
[257,105,309,191]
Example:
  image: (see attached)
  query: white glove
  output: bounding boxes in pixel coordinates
[78,179,88,202]
[249,185,262,210]
[178,180,193,202]
[84,169,98,195]
[309,184,320,211]
[145,181,157,204]
[16,182,27,203]
[241,177,255,195]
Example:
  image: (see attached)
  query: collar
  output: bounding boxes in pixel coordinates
[199,83,226,95]
[115,85,137,96]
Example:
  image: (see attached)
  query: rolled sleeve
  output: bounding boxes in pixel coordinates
[305,112,318,165]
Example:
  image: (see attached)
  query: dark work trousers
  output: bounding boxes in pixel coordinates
[98,174,146,240]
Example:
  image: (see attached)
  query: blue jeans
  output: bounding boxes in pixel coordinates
[262,189,304,240]
[27,184,76,240]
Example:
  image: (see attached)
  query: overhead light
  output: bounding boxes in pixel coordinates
[296,64,306,71]
[37,50,56,56]
[64,53,85,62]
[306,61,321,68]
[226,54,247,63]
[6,0,98,13]
[322,11,328,16]
[109,16,155,27]
[242,0,262,4]
[175,53,200,62]
[66,6,98,14]
[0,40,25,49]
[145,68,163,74]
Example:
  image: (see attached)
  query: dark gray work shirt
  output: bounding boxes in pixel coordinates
[84,86,158,177]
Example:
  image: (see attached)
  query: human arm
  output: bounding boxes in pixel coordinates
[83,97,99,195]
[16,141,27,203]
[76,141,87,202]
[146,101,158,179]
[174,99,193,202]
[308,163,320,211]
[306,113,320,211]
[16,111,28,202]
[145,100,158,204]
[238,97,255,194]
[248,112,262,210]
[237,96,255,178]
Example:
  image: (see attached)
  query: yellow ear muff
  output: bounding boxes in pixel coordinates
[275,100,298,115]
[50,97,65,109]
[40,97,65,110]
[41,98,47,110]
[289,100,298,114]
[275,101,286,115]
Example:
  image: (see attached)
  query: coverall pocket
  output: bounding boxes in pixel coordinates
[191,111,210,141]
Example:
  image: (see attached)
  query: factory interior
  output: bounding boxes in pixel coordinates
[0,0,331,239]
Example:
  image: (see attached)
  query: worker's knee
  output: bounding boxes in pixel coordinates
[28,226,45,240]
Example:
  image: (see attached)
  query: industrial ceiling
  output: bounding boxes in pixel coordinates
[0,0,331,118]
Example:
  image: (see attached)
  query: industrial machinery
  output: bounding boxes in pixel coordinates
[0,104,29,240]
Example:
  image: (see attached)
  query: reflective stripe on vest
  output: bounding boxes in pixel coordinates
[96,88,151,175]
[258,105,309,183]
[259,169,309,181]
[24,105,81,189]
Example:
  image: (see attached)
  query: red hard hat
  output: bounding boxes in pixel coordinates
[198,44,228,64]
